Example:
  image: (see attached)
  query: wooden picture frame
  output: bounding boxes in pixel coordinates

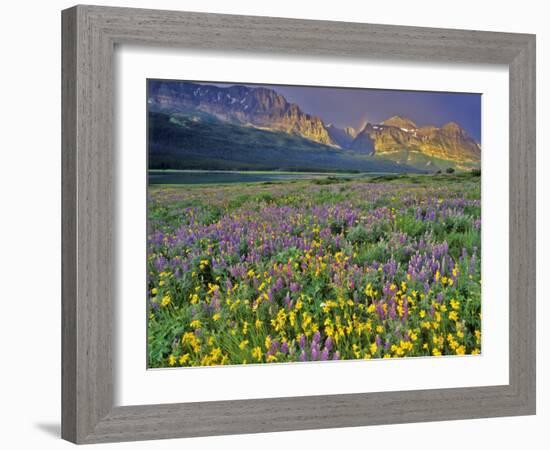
[61,5,536,443]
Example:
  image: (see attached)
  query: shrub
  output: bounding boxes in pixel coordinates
[471,168,481,177]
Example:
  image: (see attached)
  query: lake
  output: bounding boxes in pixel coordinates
[148,170,353,185]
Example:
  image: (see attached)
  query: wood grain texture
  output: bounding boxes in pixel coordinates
[61,7,77,443]
[61,4,536,444]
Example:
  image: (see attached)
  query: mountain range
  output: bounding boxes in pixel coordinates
[148,81,481,172]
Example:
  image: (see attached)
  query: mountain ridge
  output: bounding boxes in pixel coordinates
[148,81,481,171]
[148,81,338,147]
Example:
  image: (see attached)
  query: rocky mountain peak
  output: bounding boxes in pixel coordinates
[382,116,418,130]
[441,122,465,135]
[349,116,480,169]
[148,81,336,146]
[344,126,357,139]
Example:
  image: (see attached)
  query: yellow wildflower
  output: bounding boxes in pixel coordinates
[210,347,222,361]
[289,311,296,327]
[252,346,262,361]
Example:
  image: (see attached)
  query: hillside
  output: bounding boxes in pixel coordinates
[148,111,424,173]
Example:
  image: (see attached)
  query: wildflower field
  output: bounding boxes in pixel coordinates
[147,173,481,368]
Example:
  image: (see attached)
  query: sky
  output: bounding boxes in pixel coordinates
[210,81,482,142]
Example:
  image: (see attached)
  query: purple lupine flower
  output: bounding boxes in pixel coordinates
[324,336,333,351]
[153,255,168,272]
[311,346,319,361]
[312,331,321,344]
[225,278,233,291]
[376,302,386,321]
[388,301,397,320]
[448,258,455,272]
[284,292,292,309]
[299,350,307,362]
[299,334,307,349]
[469,254,477,275]
[270,340,279,355]
[281,341,289,354]
[320,348,329,361]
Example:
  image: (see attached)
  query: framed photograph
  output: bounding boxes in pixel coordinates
[62,5,536,444]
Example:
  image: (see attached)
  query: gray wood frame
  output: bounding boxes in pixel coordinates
[62,4,536,444]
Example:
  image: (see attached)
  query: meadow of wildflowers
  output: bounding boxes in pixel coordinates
[147,173,481,368]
